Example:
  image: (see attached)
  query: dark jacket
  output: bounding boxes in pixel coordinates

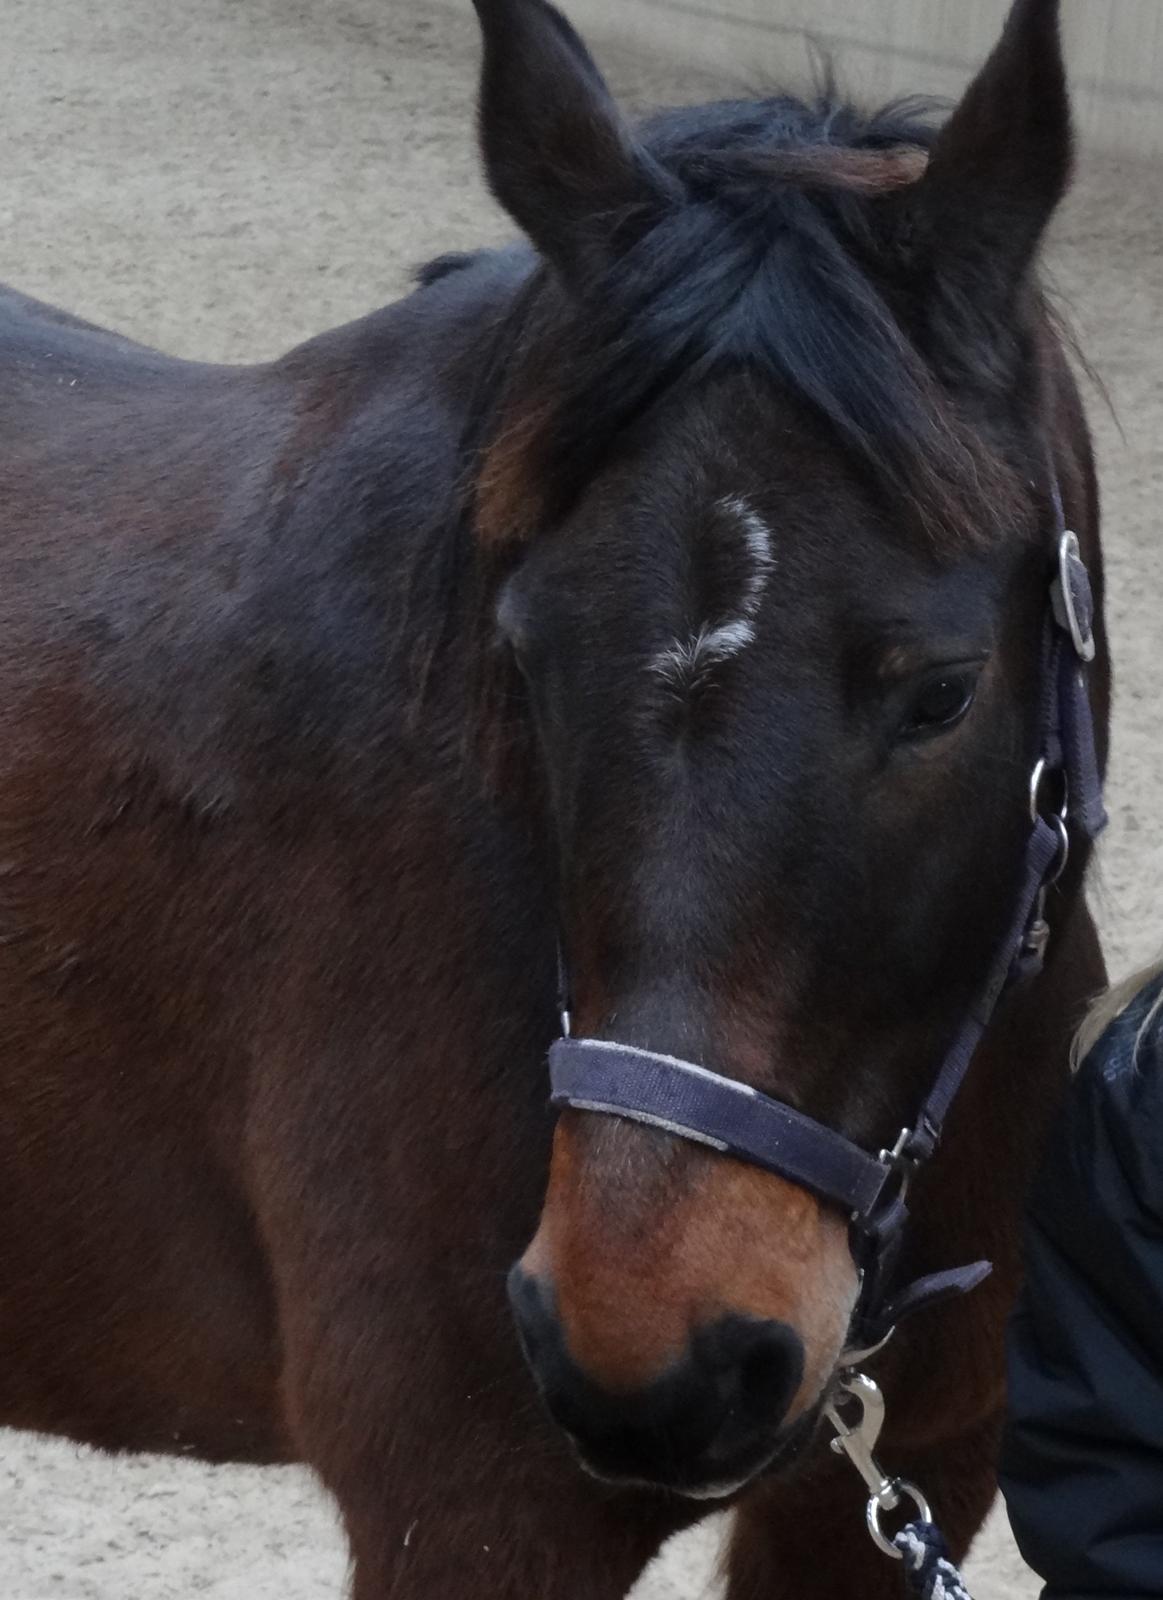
[1001,975,1163,1597]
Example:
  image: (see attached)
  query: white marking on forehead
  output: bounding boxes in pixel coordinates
[650,496,774,691]
[717,495,774,622]
[651,620,755,686]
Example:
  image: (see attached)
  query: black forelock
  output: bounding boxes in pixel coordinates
[482,89,1025,550]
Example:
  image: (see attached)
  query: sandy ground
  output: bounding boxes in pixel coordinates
[0,0,1159,1596]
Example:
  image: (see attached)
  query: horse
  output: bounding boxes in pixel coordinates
[0,0,1109,1594]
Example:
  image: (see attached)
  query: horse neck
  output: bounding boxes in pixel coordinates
[237,250,536,784]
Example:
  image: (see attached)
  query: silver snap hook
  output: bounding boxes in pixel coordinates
[825,1371,933,1560]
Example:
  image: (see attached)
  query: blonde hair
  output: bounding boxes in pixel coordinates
[1072,955,1163,1071]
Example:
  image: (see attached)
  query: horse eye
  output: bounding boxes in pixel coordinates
[901,670,979,738]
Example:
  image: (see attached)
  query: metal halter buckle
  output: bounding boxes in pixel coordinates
[876,1127,924,1203]
[1051,530,1097,662]
[824,1371,933,1559]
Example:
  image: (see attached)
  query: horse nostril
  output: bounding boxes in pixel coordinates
[695,1313,805,1437]
[739,1320,804,1421]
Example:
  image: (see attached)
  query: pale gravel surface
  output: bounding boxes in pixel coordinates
[0,1,1159,1596]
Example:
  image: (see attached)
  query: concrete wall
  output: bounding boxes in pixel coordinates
[564,0,1163,158]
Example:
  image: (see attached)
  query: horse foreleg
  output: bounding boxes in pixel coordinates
[724,1410,1002,1600]
[274,1298,681,1600]
[326,1415,676,1600]
[338,1468,673,1600]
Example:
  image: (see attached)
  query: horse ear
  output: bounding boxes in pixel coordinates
[471,0,675,281]
[907,0,1072,303]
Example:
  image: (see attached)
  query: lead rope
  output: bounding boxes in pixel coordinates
[825,1359,974,1599]
[893,1524,973,1600]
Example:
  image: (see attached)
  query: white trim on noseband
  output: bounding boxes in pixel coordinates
[651,496,774,689]
[569,1035,760,1096]
[565,1100,731,1153]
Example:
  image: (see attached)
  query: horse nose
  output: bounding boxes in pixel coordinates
[507,1265,804,1495]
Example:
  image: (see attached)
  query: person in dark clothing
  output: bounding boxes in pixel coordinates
[1001,960,1163,1595]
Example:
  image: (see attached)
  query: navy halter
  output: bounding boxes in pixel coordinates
[549,487,1106,1349]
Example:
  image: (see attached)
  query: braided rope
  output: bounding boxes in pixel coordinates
[893,1522,973,1600]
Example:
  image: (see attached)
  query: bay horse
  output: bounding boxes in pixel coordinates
[0,0,1108,1594]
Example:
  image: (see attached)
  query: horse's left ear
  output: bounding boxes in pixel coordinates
[471,0,677,283]
[905,0,1071,304]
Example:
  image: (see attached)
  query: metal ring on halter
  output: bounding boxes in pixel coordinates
[1028,757,1069,826]
[1028,759,1071,888]
[1044,813,1071,886]
[867,1479,933,1560]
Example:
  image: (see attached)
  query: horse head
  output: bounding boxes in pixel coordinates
[472,0,1088,1499]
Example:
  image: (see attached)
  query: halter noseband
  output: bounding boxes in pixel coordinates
[548,484,1106,1350]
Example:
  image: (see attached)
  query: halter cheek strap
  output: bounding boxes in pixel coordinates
[548,498,1106,1347]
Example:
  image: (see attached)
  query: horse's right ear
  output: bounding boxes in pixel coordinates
[471,0,676,282]
[904,0,1072,310]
